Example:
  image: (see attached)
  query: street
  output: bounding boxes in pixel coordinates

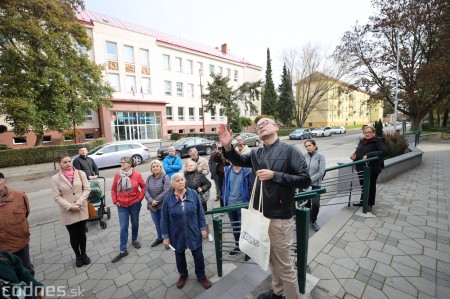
[9,129,367,226]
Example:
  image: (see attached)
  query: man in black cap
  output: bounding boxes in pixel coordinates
[73,146,99,179]
[0,172,35,276]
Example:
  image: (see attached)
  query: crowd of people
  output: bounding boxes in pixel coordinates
[0,119,387,298]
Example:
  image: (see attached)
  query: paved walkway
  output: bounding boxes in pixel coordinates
[10,140,450,298]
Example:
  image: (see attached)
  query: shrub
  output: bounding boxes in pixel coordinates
[0,144,10,150]
[383,132,410,159]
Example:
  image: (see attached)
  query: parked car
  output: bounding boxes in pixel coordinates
[231,133,261,147]
[288,128,312,140]
[78,142,150,169]
[157,137,216,158]
[311,126,332,137]
[331,126,346,134]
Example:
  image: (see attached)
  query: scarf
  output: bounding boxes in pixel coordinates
[62,167,75,185]
[117,169,133,192]
[364,137,375,145]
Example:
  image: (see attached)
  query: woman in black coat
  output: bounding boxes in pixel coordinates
[350,126,387,211]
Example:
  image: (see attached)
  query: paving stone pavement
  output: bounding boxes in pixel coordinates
[22,140,450,298]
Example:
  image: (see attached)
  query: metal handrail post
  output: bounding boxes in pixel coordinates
[296,206,310,294]
[212,217,223,277]
[362,166,371,214]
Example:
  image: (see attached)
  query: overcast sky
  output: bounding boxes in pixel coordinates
[83,0,374,85]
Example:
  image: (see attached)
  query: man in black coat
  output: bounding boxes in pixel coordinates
[73,146,99,179]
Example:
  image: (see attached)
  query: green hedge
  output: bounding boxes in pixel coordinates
[0,138,106,168]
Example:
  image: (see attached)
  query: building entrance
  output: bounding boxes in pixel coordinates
[111,111,161,141]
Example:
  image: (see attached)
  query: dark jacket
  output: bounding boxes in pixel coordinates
[223,138,311,219]
[353,137,388,174]
[160,188,206,251]
[73,155,99,177]
[184,171,211,193]
[221,166,253,206]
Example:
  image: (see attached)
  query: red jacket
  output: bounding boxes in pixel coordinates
[111,170,146,207]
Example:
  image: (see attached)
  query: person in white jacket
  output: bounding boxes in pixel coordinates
[303,139,326,232]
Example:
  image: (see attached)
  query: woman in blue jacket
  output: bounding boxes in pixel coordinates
[304,139,326,231]
[160,173,212,290]
[163,147,182,178]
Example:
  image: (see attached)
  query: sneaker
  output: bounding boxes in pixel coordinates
[111,251,128,263]
[151,239,163,247]
[176,275,188,289]
[208,234,214,242]
[81,254,91,265]
[244,255,251,262]
[257,289,285,299]
[75,256,83,268]
[311,222,320,232]
[228,247,241,257]
[198,277,212,289]
[132,240,141,249]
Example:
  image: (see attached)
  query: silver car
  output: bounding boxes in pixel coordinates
[86,142,150,168]
[311,126,332,137]
[231,133,261,147]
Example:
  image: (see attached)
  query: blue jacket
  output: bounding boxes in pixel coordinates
[221,166,254,206]
[160,188,206,251]
[163,155,183,178]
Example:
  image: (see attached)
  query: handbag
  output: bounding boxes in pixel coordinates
[239,179,271,271]
[88,201,97,218]
[199,189,210,203]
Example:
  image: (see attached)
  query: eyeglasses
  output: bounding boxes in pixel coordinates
[255,120,275,131]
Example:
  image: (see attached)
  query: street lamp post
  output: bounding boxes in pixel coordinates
[199,69,205,133]
[371,29,400,129]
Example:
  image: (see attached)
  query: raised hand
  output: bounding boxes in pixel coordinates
[217,124,233,150]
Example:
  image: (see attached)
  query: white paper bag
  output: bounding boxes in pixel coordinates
[239,180,271,271]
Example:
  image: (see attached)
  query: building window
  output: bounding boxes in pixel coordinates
[167,129,173,134]
[219,108,225,120]
[106,41,117,61]
[186,83,194,98]
[86,110,93,122]
[141,77,151,94]
[190,128,195,133]
[211,128,216,132]
[139,49,149,66]
[176,82,183,97]
[218,66,223,76]
[85,133,95,140]
[166,107,173,120]
[108,73,120,91]
[125,75,136,94]
[186,60,193,74]
[234,70,238,82]
[64,134,73,141]
[189,107,195,120]
[197,62,203,75]
[164,81,172,95]
[209,64,215,75]
[13,136,27,144]
[226,68,231,78]
[199,128,204,133]
[43,135,52,143]
[124,45,134,63]
[163,54,170,70]
[199,108,203,120]
[179,129,185,134]
[175,57,182,72]
[211,108,216,120]
[178,107,184,121]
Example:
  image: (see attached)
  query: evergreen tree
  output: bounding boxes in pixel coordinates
[261,48,278,117]
[277,64,295,126]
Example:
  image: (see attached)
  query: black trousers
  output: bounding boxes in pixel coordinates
[305,186,321,223]
[358,172,379,206]
[13,244,34,277]
[66,220,87,257]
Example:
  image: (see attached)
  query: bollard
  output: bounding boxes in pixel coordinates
[296,206,310,294]
[212,217,223,277]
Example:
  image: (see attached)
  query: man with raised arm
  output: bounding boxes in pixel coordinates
[217,118,311,299]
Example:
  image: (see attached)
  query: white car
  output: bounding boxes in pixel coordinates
[79,142,150,168]
[311,126,332,137]
[331,126,346,134]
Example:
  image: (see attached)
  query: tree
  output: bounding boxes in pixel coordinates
[0,0,113,146]
[282,43,349,127]
[261,48,278,117]
[335,0,450,130]
[276,64,295,126]
[202,74,261,131]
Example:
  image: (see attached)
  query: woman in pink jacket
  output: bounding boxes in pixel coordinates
[111,156,146,263]
[51,154,91,268]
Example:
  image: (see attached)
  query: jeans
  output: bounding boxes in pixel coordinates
[175,245,206,280]
[13,244,34,277]
[150,209,162,241]
[117,201,142,252]
[227,210,242,246]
